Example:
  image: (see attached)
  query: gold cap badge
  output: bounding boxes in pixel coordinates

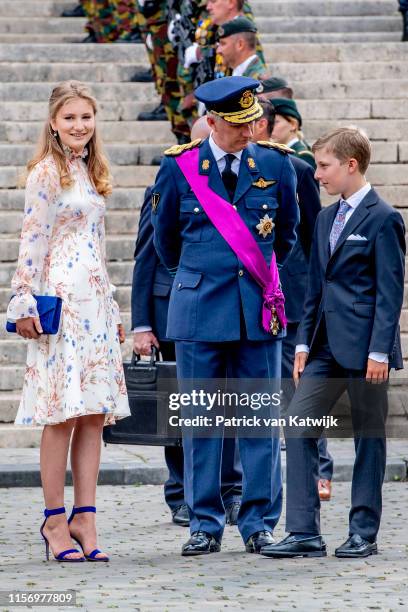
[239,90,254,109]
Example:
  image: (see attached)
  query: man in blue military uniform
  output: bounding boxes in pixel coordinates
[131,185,243,526]
[152,76,299,555]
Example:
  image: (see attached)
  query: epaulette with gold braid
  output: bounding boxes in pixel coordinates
[256,141,294,154]
[164,139,202,157]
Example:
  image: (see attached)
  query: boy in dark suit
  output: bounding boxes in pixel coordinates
[261,127,405,559]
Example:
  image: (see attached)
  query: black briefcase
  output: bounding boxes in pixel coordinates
[103,350,181,446]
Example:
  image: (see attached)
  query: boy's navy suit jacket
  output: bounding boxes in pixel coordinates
[296,187,406,370]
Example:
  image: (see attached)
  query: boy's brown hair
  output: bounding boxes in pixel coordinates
[312,127,371,174]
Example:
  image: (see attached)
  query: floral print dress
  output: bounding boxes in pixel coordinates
[7,153,130,426]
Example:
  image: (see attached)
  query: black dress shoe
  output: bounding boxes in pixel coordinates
[245,530,275,554]
[225,501,240,526]
[114,29,143,43]
[138,103,168,121]
[130,68,153,83]
[81,33,97,43]
[62,5,86,17]
[335,534,377,558]
[182,531,221,556]
[261,534,326,558]
[171,504,190,527]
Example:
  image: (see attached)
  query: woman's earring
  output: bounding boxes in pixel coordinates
[53,131,58,138]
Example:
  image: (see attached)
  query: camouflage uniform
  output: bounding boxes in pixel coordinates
[195,1,265,82]
[240,55,268,80]
[81,0,139,43]
[137,0,190,140]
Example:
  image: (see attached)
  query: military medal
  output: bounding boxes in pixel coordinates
[270,306,280,335]
[256,214,274,238]
[252,178,277,189]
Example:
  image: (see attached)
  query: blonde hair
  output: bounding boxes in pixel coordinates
[27,80,112,197]
[312,126,371,174]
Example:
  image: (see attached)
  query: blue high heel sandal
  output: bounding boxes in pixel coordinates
[68,506,109,562]
[40,507,85,562]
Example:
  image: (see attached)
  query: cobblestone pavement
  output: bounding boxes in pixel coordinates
[0,483,407,611]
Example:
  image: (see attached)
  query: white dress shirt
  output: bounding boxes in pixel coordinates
[208,133,243,175]
[296,182,388,364]
[232,54,258,76]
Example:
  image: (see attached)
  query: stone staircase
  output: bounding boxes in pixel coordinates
[0,0,407,445]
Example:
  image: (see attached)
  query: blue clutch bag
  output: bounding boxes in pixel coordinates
[6,295,63,335]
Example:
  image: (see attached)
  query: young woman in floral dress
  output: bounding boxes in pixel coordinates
[7,80,130,562]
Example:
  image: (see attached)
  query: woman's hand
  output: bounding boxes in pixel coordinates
[16,316,43,339]
[117,324,125,344]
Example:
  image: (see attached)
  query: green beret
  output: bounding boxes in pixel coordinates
[218,16,257,39]
[257,77,289,94]
[269,98,302,127]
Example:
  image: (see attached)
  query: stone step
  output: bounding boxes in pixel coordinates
[0,0,398,19]
[0,15,400,35]
[3,118,408,145]
[0,121,173,144]
[0,141,403,168]
[320,186,408,209]
[1,43,408,64]
[1,79,406,102]
[0,165,158,189]
[0,187,146,211]
[1,60,407,83]
[0,285,131,313]
[2,162,408,192]
[0,143,171,165]
[0,260,134,287]
[0,100,156,122]
[0,392,20,423]
[0,334,133,367]
[0,311,132,341]
[0,97,406,124]
[0,31,402,45]
[252,0,398,17]
[0,232,137,261]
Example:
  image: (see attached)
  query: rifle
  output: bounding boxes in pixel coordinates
[167,0,197,64]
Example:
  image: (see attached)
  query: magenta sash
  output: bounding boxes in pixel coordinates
[175,148,287,335]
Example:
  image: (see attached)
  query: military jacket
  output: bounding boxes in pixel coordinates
[290,139,316,170]
[151,139,299,342]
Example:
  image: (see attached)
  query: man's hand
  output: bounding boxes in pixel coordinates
[366,358,388,384]
[16,316,42,339]
[293,352,308,386]
[117,324,125,344]
[133,331,160,356]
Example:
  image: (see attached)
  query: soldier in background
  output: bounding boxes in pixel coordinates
[136,0,192,144]
[271,98,316,169]
[216,17,268,79]
[79,0,142,43]
[257,76,294,100]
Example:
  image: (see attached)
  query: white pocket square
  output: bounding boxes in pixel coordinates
[346,234,367,241]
